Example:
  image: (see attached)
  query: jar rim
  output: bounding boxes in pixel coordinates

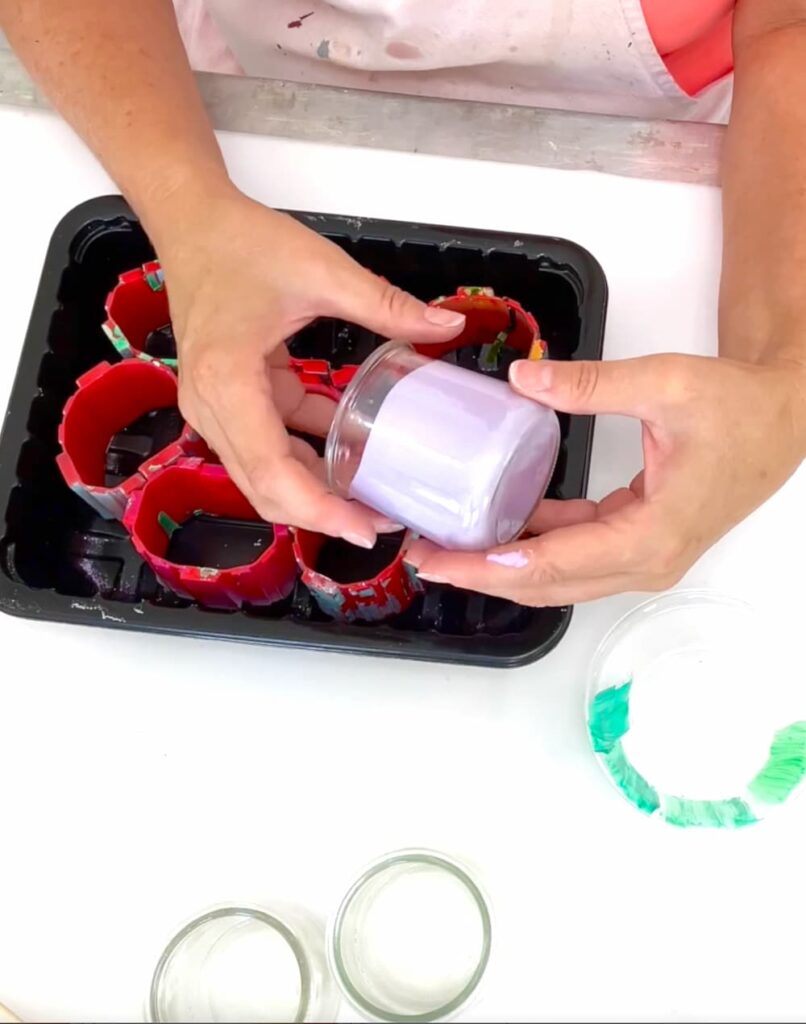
[325,341,413,495]
[328,848,492,1023]
[148,905,312,1023]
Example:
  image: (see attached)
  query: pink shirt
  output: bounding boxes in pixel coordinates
[642,0,734,95]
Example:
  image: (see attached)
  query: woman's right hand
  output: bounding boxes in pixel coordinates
[154,184,465,547]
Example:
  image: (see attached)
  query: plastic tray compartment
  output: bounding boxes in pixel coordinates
[0,196,607,668]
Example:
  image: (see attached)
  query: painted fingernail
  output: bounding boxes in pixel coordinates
[417,572,449,584]
[511,360,553,391]
[343,531,375,550]
[487,550,529,568]
[374,518,406,534]
[424,307,466,328]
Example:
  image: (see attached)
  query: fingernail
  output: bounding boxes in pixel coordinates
[374,518,406,534]
[487,550,530,569]
[511,360,553,391]
[418,572,449,584]
[343,531,375,550]
[424,307,466,328]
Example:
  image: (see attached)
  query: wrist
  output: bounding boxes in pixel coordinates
[761,357,806,458]
[133,160,238,256]
[720,305,806,373]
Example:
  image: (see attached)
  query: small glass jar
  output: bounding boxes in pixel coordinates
[148,904,339,1023]
[328,850,492,1022]
[326,343,560,551]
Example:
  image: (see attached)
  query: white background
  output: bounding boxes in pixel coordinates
[0,105,805,1023]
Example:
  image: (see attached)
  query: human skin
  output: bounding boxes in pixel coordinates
[0,0,465,550]
[1,0,804,600]
[407,1,806,604]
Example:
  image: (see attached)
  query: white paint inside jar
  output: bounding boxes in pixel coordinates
[328,345,560,551]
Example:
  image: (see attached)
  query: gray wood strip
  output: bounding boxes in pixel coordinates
[0,47,722,186]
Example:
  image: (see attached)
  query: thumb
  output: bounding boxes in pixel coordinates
[510,357,664,418]
[333,265,466,343]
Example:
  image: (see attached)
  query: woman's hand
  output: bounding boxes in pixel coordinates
[405,354,806,605]
[157,185,465,546]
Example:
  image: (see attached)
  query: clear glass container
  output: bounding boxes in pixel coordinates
[328,850,492,1022]
[326,343,560,551]
[586,590,806,828]
[148,905,340,1023]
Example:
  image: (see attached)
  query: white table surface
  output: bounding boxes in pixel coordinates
[0,105,804,1024]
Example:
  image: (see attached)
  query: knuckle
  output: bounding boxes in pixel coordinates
[245,462,276,502]
[572,360,602,404]
[190,350,222,396]
[243,464,290,524]
[656,355,696,405]
[177,376,202,426]
[177,390,198,428]
[525,554,562,591]
[377,281,409,320]
[254,500,281,524]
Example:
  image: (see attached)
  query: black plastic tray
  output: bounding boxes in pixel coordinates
[0,196,607,668]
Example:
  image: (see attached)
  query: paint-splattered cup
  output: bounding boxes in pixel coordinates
[292,529,422,623]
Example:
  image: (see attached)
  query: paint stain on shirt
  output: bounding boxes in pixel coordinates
[288,12,314,29]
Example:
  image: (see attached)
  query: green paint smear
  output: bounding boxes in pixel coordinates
[158,511,180,538]
[588,681,632,753]
[479,331,509,371]
[602,740,660,815]
[103,323,129,352]
[662,796,757,829]
[748,721,806,806]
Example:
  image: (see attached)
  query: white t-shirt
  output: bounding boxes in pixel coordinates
[175,0,732,122]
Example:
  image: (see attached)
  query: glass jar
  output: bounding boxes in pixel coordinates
[325,343,559,551]
[148,904,339,1023]
[328,850,492,1022]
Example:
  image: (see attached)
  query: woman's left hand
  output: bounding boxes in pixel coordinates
[404,354,806,606]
